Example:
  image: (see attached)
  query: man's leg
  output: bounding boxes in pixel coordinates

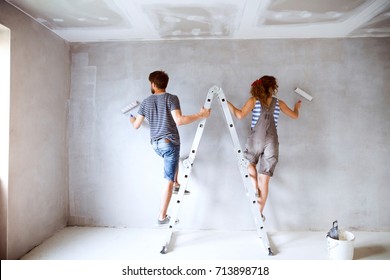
[158,142,180,221]
[159,179,174,220]
[173,165,180,187]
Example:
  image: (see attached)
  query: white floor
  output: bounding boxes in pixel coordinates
[21,227,390,260]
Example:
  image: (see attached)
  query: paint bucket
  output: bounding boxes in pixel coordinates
[327,230,355,260]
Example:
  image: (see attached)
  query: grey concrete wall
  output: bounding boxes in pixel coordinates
[0,1,70,259]
[1,0,388,262]
[69,38,390,232]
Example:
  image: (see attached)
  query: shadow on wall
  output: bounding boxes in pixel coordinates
[0,178,7,259]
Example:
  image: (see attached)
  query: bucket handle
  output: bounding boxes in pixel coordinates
[326,220,339,239]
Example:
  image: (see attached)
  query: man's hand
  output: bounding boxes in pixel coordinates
[199,107,211,118]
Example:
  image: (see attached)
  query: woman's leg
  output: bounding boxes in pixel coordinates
[258,174,271,215]
[248,163,260,197]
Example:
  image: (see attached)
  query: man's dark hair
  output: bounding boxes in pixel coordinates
[149,70,169,90]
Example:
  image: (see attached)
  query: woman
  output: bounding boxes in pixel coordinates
[227,75,301,221]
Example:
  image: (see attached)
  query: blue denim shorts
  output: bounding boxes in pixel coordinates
[151,138,180,182]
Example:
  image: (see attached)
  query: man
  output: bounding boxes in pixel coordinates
[130,70,210,225]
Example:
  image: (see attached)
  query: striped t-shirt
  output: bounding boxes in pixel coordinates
[138,93,181,144]
[251,98,280,128]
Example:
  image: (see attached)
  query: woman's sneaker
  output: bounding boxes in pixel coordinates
[157,215,171,225]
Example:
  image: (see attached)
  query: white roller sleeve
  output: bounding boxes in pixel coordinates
[121,100,139,114]
[294,88,313,101]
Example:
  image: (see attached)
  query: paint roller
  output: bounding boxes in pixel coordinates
[121,100,139,117]
[294,88,313,101]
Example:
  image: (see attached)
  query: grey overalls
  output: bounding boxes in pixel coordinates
[244,97,279,176]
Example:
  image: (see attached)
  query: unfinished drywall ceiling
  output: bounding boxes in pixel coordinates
[5,0,390,41]
[264,0,366,25]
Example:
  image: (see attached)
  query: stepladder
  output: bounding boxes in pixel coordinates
[160,85,273,256]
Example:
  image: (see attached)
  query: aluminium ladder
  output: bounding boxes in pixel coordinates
[160,85,273,256]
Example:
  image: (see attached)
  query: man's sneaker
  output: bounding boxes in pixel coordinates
[156,215,179,226]
[173,186,190,195]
